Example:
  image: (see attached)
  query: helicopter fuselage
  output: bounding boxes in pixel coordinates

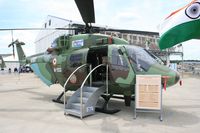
[29,33,180,99]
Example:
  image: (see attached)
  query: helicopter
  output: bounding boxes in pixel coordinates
[0,54,13,70]
[2,0,180,115]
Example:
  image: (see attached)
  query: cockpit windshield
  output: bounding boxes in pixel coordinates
[125,45,157,71]
[144,49,164,65]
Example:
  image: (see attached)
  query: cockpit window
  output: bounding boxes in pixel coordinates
[51,39,57,48]
[112,48,129,71]
[125,45,156,71]
[144,49,164,65]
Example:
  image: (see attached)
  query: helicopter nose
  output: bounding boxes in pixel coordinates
[175,72,180,84]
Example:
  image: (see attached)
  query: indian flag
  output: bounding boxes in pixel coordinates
[159,0,200,49]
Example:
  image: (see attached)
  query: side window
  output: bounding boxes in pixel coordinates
[111,49,128,71]
[51,40,57,48]
[70,54,83,67]
[128,50,145,72]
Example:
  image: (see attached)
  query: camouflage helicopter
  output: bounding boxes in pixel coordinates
[2,0,180,115]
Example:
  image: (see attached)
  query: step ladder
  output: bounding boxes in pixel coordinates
[63,63,109,119]
[65,86,105,118]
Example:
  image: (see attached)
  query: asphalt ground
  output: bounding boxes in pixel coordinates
[0,72,199,133]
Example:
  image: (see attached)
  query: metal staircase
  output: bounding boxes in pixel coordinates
[65,86,105,118]
[64,64,108,119]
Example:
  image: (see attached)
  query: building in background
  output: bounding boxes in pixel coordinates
[35,15,160,54]
[35,15,75,54]
[35,15,183,67]
[4,61,20,72]
[0,54,19,72]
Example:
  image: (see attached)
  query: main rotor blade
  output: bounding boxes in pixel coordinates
[75,0,95,24]
[101,28,159,36]
[0,27,80,31]
[0,54,12,57]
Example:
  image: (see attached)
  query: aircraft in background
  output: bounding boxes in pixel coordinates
[0,54,12,70]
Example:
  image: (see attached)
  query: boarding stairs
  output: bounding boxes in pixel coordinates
[64,64,109,119]
[65,86,105,118]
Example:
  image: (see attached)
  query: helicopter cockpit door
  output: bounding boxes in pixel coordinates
[109,45,135,87]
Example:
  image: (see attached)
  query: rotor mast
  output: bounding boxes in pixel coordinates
[75,0,95,33]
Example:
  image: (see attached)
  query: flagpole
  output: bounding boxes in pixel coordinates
[181,44,184,79]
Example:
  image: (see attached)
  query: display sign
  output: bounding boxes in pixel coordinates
[136,75,161,110]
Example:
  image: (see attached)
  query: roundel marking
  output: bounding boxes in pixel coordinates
[70,74,77,84]
[52,58,57,66]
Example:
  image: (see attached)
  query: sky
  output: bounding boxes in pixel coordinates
[0,0,198,60]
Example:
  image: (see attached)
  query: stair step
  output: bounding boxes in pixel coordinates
[65,85,105,118]
[75,97,88,104]
[65,109,81,116]
[71,103,84,110]
[77,91,93,98]
[83,86,98,93]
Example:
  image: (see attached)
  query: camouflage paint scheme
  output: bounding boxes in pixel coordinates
[15,33,180,98]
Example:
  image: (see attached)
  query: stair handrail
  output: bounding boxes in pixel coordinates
[80,63,108,119]
[64,63,91,114]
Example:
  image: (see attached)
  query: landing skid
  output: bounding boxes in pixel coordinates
[95,94,120,114]
[52,99,64,104]
[95,107,120,114]
[52,91,65,104]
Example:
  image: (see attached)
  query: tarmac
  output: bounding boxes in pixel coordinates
[0,72,199,133]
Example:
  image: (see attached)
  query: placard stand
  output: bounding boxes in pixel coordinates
[134,75,163,121]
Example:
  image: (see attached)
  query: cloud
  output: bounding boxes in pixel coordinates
[182,40,200,60]
[0,32,13,54]
[21,0,82,22]
[0,0,82,58]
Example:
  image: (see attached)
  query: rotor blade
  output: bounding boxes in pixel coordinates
[0,27,80,31]
[101,28,159,36]
[8,42,14,47]
[12,45,15,58]
[0,54,12,57]
[75,0,95,24]
[11,30,14,42]
[8,40,18,48]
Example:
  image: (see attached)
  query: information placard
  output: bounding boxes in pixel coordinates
[135,75,161,110]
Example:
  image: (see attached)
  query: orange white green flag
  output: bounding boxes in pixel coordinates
[159,0,200,49]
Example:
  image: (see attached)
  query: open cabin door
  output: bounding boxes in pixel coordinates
[108,45,135,87]
[87,46,108,82]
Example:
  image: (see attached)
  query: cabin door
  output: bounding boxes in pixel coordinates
[87,46,108,82]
